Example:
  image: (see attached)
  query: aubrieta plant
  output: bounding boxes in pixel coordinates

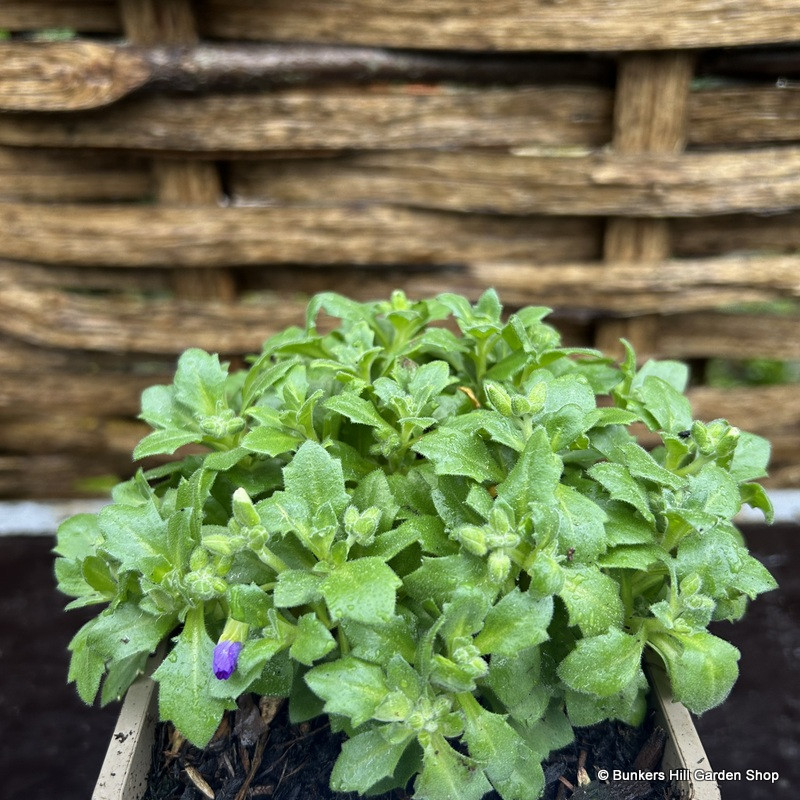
[56,291,776,800]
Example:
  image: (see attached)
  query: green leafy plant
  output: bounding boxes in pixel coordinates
[56,291,776,800]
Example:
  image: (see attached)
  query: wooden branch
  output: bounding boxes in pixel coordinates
[3,0,800,50]
[0,454,128,498]
[0,41,614,112]
[0,1,119,32]
[689,86,800,145]
[0,82,794,153]
[0,204,601,267]
[673,211,800,256]
[195,0,800,51]
[228,146,800,217]
[0,42,150,112]
[0,414,145,456]
[1,258,798,355]
[0,85,613,151]
[236,258,799,315]
[0,373,162,416]
[658,313,800,360]
[0,148,151,201]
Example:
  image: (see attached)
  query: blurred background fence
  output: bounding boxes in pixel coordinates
[1,0,800,496]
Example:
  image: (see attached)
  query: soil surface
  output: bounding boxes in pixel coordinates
[145,698,675,800]
[0,524,797,800]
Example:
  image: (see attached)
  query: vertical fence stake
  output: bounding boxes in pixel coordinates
[597,52,695,361]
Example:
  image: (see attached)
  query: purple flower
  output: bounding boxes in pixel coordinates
[213,640,243,680]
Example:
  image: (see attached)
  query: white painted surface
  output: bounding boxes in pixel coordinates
[0,500,109,535]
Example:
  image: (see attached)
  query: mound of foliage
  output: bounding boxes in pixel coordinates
[57,291,776,800]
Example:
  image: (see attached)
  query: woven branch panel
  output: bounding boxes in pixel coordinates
[1,0,800,496]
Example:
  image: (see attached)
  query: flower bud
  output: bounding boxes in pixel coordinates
[526,382,547,415]
[198,415,228,438]
[691,421,713,455]
[213,618,250,680]
[488,550,512,583]
[184,570,221,602]
[510,395,532,415]
[232,487,261,529]
[225,416,246,435]
[484,382,513,416]
[344,505,382,545]
[189,547,209,571]
[212,640,243,680]
[203,535,233,557]
[456,525,488,557]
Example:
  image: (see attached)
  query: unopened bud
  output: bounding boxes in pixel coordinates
[488,550,512,583]
[457,525,488,557]
[232,487,261,528]
[484,382,513,416]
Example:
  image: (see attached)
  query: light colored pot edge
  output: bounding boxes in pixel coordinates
[92,661,159,800]
[645,654,722,800]
[94,658,720,800]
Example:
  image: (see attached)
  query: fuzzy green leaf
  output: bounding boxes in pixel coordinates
[330,728,413,794]
[588,462,654,523]
[649,630,739,714]
[173,349,228,417]
[475,590,553,656]
[283,440,349,514]
[553,484,609,562]
[290,613,337,666]
[242,425,302,457]
[98,500,171,578]
[134,428,201,459]
[558,629,644,697]
[415,738,492,800]
[496,426,562,516]
[321,558,401,624]
[559,568,623,636]
[325,392,395,433]
[305,657,389,726]
[274,570,324,608]
[412,428,503,484]
[152,607,228,747]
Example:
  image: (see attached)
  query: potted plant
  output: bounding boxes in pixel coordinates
[56,291,775,800]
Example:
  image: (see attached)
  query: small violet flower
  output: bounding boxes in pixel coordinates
[212,640,244,680]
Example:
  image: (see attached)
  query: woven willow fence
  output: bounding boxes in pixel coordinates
[1,1,800,496]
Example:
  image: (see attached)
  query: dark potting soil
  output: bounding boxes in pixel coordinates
[144,696,678,800]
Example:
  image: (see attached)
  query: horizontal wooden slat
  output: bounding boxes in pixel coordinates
[238,255,800,315]
[3,1,800,51]
[673,212,800,257]
[657,313,800,360]
[0,84,796,153]
[0,148,151,201]
[196,0,800,51]
[0,42,150,112]
[0,1,119,32]
[0,42,615,112]
[0,282,305,353]
[0,85,613,151]
[1,263,798,355]
[690,385,800,440]
[230,147,800,217]
[0,454,127,498]
[0,204,601,267]
[0,415,145,456]
[0,334,177,374]
[688,86,800,146]
[0,373,164,416]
